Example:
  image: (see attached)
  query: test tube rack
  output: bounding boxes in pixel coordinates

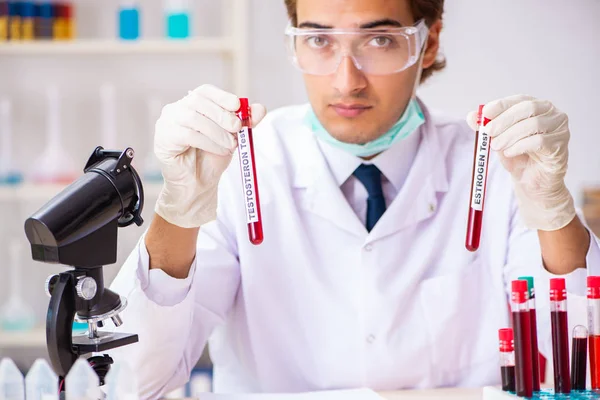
[484,386,600,399]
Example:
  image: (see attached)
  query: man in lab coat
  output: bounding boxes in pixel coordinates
[110,0,600,398]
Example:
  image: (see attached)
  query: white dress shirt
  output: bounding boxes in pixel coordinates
[108,102,600,399]
[316,126,422,225]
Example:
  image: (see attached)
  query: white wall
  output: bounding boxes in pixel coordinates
[418,0,600,204]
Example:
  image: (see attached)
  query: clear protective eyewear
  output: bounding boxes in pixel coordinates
[285,19,429,76]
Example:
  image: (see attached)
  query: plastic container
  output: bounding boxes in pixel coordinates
[100,83,117,149]
[65,359,100,400]
[165,0,189,39]
[0,1,8,41]
[0,240,36,332]
[118,0,139,40]
[25,359,59,400]
[35,0,54,39]
[105,361,139,400]
[143,96,163,182]
[0,358,25,400]
[20,1,35,40]
[0,98,23,185]
[30,85,78,184]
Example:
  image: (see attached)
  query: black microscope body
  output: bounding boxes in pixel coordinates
[24,147,145,386]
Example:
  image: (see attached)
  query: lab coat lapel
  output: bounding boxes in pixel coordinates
[368,109,449,242]
[289,125,366,238]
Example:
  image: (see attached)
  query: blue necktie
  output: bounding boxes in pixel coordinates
[353,164,386,232]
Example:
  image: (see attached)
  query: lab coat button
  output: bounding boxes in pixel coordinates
[364,244,373,252]
[367,334,376,343]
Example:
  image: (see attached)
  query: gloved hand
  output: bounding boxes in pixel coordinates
[467,94,576,231]
[154,84,267,228]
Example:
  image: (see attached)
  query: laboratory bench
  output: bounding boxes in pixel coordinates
[170,388,483,400]
[380,388,482,399]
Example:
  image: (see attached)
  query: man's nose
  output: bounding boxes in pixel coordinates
[331,55,367,96]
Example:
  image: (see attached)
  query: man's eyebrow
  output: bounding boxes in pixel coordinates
[297,22,334,29]
[360,19,404,29]
[297,19,404,30]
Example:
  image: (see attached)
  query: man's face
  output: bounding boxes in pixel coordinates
[296,0,438,145]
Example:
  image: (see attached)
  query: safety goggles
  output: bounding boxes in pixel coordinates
[284,19,429,76]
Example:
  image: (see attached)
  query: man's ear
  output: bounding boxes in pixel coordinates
[422,19,443,69]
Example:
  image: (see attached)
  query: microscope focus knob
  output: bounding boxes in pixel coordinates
[45,275,60,298]
[76,277,98,300]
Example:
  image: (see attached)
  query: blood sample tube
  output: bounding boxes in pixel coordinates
[518,276,540,391]
[465,104,492,252]
[499,328,516,392]
[571,325,588,391]
[512,279,533,398]
[588,276,600,389]
[550,278,571,394]
[236,98,263,245]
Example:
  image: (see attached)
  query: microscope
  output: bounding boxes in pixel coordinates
[24,147,145,388]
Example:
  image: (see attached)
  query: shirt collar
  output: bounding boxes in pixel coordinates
[316,124,422,193]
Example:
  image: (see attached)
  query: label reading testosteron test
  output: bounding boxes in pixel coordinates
[238,127,260,224]
[470,127,490,211]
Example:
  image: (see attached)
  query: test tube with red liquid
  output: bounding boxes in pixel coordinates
[550,278,571,394]
[236,98,264,245]
[498,328,516,392]
[519,276,540,391]
[588,276,600,389]
[512,280,534,398]
[571,325,588,391]
[465,105,492,252]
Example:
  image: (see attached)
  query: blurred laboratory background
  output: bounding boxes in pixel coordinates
[0,0,599,397]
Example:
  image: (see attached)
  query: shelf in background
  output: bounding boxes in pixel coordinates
[0,182,163,201]
[0,328,46,348]
[0,38,234,56]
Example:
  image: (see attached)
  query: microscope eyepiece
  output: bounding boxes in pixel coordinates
[24,147,144,267]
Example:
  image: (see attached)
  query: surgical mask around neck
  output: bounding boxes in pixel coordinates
[306,98,425,158]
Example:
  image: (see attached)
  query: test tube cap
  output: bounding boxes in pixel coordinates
[550,278,567,301]
[511,279,529,304]
[517,276,535,299]
[588,276,600,299]
[237,98,251,121]
[498,328,514,352]
[476,104,491,127]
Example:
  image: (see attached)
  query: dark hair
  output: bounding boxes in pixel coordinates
[283,0,446,82]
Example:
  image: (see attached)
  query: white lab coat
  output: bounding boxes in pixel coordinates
[109,101,600,399]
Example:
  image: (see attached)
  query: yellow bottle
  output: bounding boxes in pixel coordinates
[20,1,35,40]
[0,16,7,42]
[0,1,7,41]
[9,17,20,40]
[52,5,66,40]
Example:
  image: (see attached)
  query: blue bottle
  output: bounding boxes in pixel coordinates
[118,0,139,40]
[165,0,189,39]
[35,0,53,39]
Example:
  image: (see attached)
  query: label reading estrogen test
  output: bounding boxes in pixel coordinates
[470,127,490,211]
[238,127,260,224]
